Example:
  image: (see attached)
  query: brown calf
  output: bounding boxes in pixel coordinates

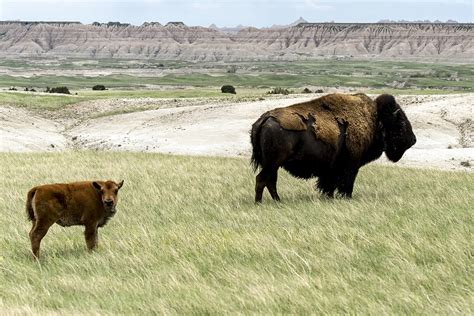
[26,180,124,258]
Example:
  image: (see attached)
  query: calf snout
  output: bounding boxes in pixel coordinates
[104,199,114,207]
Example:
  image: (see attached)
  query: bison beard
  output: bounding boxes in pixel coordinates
[250,93,416,203]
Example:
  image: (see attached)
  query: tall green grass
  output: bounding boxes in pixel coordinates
[0,92,93,111]
[0,152,472,314]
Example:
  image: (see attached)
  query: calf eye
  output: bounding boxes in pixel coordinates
[114,189,118,194]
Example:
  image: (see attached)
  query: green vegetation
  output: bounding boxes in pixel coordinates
[0,152,472,314]
[47,86,71,95]
[78,88,241,99]
[0,58,189,70]
[92,84,107,91]
[267,87,292,95]
[0,89,262,111]
[0,84,460,113]
[221,85,236,94]
[1,59,473,92]
[0,92,92,110]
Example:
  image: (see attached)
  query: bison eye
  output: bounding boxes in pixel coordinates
[114,189,118,194]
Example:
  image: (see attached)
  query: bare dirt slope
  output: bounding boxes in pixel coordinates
[0,22,472,61]
[0,94,473,171]
[0,105,68,152]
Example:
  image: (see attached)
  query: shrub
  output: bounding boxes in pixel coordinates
[48,87,71,94]
[227,65,238,73]
[460,161,471,167]
[92,85,107,91]
[8,87,17,91]
[221,85,236,94]
[267,87,291,95]
[302,88,312,93]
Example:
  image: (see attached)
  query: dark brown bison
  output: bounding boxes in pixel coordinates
[26,180,124,258]
[250,93,416,202]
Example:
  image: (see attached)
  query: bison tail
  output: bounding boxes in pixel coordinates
[250,113,270,172]
[26,188,37,221]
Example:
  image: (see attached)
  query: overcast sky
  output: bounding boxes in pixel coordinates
[0,0,472,27]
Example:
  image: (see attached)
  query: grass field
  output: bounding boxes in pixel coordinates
[0,152,472,314]
[0,86,467,113]
[2,59,473,92]
[0,90,215,111]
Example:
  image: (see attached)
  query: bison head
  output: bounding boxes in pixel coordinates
[376,94,416,162]
[93,180,124,213]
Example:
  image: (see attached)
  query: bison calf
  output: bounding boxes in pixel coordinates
[26,180,124,258]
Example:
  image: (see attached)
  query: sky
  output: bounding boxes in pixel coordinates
[0,0,472,27]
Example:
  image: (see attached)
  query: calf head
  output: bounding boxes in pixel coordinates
[93,180,124,212]
[376,94,417,162]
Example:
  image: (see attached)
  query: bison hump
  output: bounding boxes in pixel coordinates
[269,108,307,131]
[267,93,378,159]
[269,108,342,150]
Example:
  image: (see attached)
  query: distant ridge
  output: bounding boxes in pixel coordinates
[0,20,81,25]
[0,21,472,61]
[165,22,186,27]
[377,19,459,23]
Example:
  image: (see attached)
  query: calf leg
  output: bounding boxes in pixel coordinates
[84,225,99,251]
[29,219,36,240]
[255,167,280,203]
[30,218,54,259]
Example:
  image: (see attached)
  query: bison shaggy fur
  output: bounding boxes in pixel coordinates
[250,93,416,202]
[26,180,124,258]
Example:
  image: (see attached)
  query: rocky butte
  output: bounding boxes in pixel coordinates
[0,21,472,61]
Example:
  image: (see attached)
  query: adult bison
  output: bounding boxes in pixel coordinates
[26,180,124,258]
[250,93,416,202]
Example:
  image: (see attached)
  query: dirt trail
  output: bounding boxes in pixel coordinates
[1,93,473,171]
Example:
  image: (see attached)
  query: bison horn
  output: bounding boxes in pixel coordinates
[393,109,401,115]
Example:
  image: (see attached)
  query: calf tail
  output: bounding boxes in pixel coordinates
[250,113,270,172]
[26,188,37,221]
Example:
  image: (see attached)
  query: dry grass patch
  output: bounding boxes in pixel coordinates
[0,152,472,313]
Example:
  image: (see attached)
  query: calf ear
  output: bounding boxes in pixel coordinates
[92,181,102,190]
[117,180,124,189]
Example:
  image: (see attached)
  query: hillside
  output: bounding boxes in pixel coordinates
[0,22,472,61]
[1,93,472,171]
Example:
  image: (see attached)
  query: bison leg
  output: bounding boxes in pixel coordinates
[255,168,280,203]
[317,174,337,198]
[267,169,280,201]
[255,172,265,203]
[84,225,99,250]
[337,169,359,198]
[29,218,54,259]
